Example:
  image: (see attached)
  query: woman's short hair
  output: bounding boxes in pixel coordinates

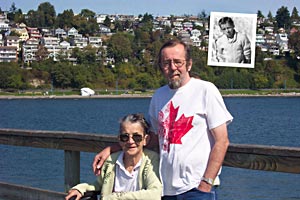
[119,113,150,135]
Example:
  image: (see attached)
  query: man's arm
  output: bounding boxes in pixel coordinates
[92,144,121,175]
[198,123,230,192]
[242,35,251,63]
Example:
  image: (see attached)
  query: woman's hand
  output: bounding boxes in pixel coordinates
[65,189,82,200]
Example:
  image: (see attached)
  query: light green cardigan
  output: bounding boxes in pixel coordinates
[72,149,162,200]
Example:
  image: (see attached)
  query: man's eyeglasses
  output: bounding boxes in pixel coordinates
[161,59,186,69]
[119,133,144,143]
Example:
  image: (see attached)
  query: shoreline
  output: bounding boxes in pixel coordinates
[1,92,300,99]
[0,94,153,99]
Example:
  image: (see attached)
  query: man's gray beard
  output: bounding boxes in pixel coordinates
[168,79,181,89]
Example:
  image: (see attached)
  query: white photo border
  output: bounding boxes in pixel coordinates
[207,12,257,68]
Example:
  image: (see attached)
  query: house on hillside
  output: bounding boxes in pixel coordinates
[173,21,183,32]
[98,24,111,34]
[41,36,60,60]
[275,33,289,53]
[58,40,73,60]
[73,34,88,48]
[40,28,53,37]
[23,38,39,63]
[96,14,108,24]
[256,34,265,45]
[183,22,193,31]
[0,46,18,62]
[264,26,274,34]
[26,27,42,40]
[0,12,10,33]
[68,27,79,37]
[5,36,20,51]
[265,34,276,45]
[191,29,201,38]
[55,28,67,38]
[190,35,201,47]
[289,27,299,35]
[13,28,29,41]
[177,30,190,39]
[89,36,103,48]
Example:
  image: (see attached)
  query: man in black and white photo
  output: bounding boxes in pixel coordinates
[214,16,251,63]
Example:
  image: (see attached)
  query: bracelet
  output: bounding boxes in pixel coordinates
[201,176,214,186]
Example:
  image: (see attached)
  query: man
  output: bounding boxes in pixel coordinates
[215,17,251,63]
[93,40,233,200]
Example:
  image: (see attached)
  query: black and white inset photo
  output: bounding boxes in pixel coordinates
[208,12,257,68]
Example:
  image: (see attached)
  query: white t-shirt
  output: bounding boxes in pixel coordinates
[149,78,233,195]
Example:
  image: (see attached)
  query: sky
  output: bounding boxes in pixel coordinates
[1,0,300,17]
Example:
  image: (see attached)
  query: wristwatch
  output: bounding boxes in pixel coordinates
[201,176,214,186]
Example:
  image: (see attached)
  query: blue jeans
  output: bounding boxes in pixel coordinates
[162,187,217,200]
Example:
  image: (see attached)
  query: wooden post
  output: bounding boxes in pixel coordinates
[64,150,80,192]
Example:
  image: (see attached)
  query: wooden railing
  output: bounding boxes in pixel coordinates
[0,128,300,199]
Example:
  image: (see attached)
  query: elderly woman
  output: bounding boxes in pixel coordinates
[65,113,162,200]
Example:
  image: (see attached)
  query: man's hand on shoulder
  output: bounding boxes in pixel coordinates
[92,144,121,175]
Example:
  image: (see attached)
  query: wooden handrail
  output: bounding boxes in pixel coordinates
[1,128,300,173]
[0,128,300,199]
[224,143,300,173]
[0,182,66,200]
[0,128,118,152]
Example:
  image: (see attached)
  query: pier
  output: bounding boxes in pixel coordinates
[0,128,300,199]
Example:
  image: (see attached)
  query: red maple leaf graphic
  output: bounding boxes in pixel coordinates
[160,101,194,151]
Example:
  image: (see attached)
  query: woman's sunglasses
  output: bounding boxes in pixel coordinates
[119,133,144,143]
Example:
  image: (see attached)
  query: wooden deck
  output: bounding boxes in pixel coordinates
[0,128,300,199]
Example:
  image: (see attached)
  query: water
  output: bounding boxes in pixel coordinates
[1,97,300,200]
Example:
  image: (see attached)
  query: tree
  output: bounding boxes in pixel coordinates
[124,20,132,30]
[72,45,97,64]
[267,11,274,22]
[7,2,24,22]
[9,2,17,14]
[51,63,73,88]
[13,9,25,23]
[103,16,111,28]
[71,65,94,88]
[275,6,291,29]
[114,20,124,32]
[141,13,153,23]
[26,10,39,27]
[257,10,264,18]
[0,64,26,89]
[134,28,151,49]
[253,73,270,89]
[107,33,133,63]
[80,9,96,18]
[56,9,74,29]
[198,10,208,20]
[73,9,98,36]
[139,13,154,32]
[134,73,159,89]
[37,2,56,27]
[36,44,49,62]
[289,31,300,55]
[291,7,300,24]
